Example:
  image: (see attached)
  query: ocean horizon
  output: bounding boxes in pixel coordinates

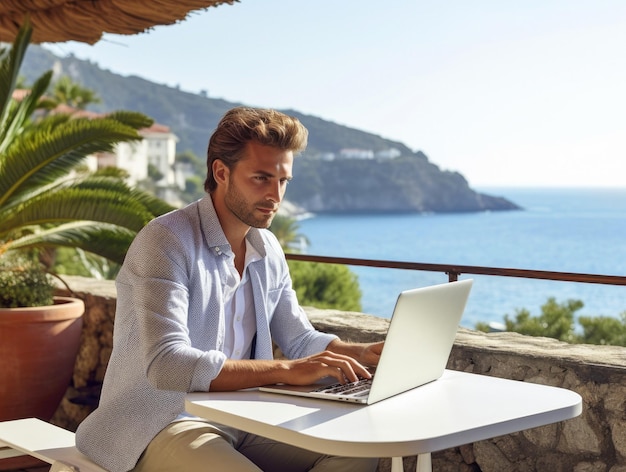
[295,186,626,329]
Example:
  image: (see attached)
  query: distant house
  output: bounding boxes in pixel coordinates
[338,148,402,160]
[376,148,402,159]
[99,122,181,203]
[339,148,375,159]
[13,90,182,205]
[319,152,336,161]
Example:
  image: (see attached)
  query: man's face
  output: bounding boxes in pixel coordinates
[224,142,294,229]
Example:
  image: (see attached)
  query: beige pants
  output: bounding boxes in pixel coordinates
[132,420,379,472]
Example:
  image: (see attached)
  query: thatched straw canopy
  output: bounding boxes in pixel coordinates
[0,0,236,45]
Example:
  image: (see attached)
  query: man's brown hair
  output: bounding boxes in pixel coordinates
[204,107,308,193]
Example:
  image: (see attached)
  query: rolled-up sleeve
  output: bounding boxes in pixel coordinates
[122,216,228,392]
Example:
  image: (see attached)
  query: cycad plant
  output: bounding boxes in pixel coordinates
[0,18,174,300]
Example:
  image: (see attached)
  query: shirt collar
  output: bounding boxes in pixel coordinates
[199,194,268,258]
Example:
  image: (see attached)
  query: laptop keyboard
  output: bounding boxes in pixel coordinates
[313,378,372,397]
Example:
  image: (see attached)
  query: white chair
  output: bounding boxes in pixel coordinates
[0,418,105,471]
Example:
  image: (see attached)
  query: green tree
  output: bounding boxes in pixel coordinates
[183,175,204,202]
[268,214,361,311]
[49,75,102,110]
[0,18,174,269]
[176,149,203,167]
[51,246,119,279]
[15,75,29,89]
[270,214,309,252]
[147,163,164,182]
[176,150,206,203]
[288,260,362,312]
[503,298,580,343]
[578,313,626,346]
[477,297,626,347]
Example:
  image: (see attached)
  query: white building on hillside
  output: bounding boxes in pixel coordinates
[13,90,183,205]
[89,121,180,203]
[99,139,148,184]
[102,123,181,204]
[142,123,179,187]
[376,148,402,159]
[339,148,375,159]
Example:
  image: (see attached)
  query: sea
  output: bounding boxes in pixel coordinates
[296,187,626,330]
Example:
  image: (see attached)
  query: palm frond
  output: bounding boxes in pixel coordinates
[22,111,72,134]
[5,221,136,264]
[0,70,53,156]
[0,19,172,270]
[73,174,135,193]
[0,117,143,206]
[0,187,155,238]
[92,166,130,180]
[0,16,31,133]
[106,111,154,130]
[76,175,175,215]
[0,99,20,155]
[129,187,177,217]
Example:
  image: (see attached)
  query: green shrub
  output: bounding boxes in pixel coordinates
[288,260,362,312]
[0,257,55,308]
[476,297,626,347]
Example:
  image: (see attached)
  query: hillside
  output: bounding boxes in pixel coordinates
[290,155,518,213]
[21,45,520,213]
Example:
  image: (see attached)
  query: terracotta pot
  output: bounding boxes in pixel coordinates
[0,296,84,421]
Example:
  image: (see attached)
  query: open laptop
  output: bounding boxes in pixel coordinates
[260,278,473,405]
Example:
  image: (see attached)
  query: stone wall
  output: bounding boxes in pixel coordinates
[54,277,626,472]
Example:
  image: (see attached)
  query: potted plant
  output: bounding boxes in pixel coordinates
[0,255,85,421]
[0,18,174,421]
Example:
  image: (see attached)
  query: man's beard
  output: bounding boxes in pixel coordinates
[224,181,276,229]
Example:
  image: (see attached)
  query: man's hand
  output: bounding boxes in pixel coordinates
[359,341,384,367]
[283,350,372,385]
[326,339,384,369]
[209,340,384,392]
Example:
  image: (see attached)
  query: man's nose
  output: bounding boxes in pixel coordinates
[267,181,282,203]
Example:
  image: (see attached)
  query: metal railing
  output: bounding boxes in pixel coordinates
[285,253,626,286]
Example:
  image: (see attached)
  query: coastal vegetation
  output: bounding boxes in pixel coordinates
[15,41,622,344]
[269,214,361,312]
[0,19,174,291]
[476,298,626,347]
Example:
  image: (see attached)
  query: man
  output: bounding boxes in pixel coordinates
[76,107,382,471]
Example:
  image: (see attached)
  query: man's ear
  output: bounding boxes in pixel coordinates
[212,159,229,186]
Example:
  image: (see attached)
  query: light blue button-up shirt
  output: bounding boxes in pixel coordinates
[76,195,337,472]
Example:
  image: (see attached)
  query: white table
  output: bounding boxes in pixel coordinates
[185,369,582,472]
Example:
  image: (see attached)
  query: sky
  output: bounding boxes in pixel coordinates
[43,0,626,188]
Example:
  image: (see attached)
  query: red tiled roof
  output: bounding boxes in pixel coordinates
[11,90,172,134]
[11,89,31,100]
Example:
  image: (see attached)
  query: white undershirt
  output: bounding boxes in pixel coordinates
[222,239,260,360]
